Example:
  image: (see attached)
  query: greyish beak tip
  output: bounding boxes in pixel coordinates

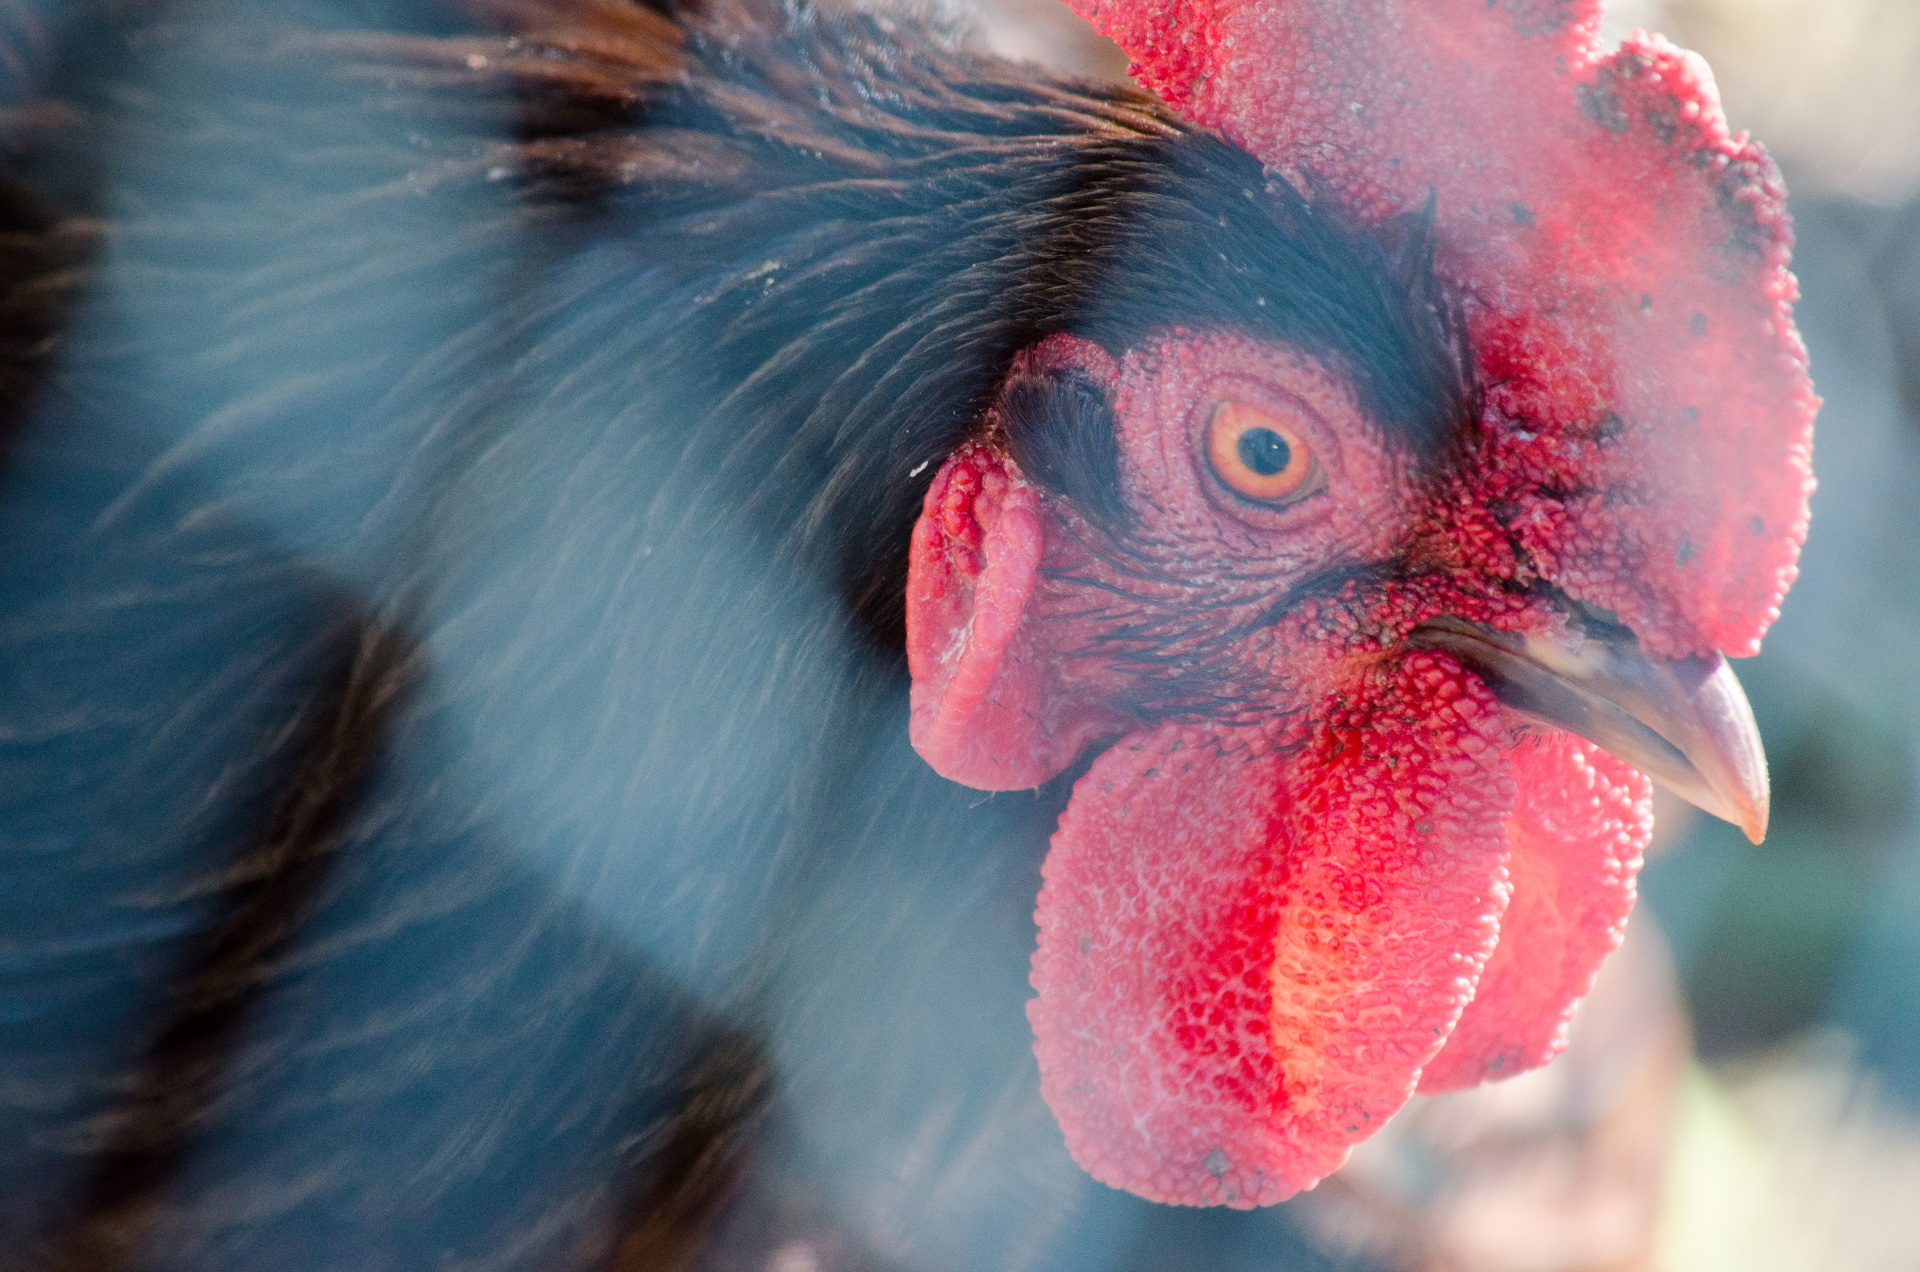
[1687,655,1770,844]
[1409,616,1770,844]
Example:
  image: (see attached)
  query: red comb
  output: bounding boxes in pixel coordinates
[1068,0,1816,657]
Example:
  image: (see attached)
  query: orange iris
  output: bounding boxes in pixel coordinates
[1205,400,1315,503]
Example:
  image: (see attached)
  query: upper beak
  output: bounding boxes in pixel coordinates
[1408,615,1770,844]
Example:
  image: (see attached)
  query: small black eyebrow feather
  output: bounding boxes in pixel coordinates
[1002,367,1130,536]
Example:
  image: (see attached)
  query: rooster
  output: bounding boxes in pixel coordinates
[0,0,1812,1265]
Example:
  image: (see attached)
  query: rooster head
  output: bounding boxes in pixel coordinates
[903,0,1815,1207]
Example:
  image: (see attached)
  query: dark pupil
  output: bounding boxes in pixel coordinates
[1237,428,1292,477]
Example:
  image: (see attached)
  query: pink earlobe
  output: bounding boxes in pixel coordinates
[907,443,1077,790]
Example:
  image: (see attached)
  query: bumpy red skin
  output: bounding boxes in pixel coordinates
[1416,734,1653,1093]
[1067,0,1816,659]
[1029,660,1514,1207]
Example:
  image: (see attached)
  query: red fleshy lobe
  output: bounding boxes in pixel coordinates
[1418,733,1652,1092]
[1066,0,1816,657]
[907,443,1114,788]
[1029,653,1513,1205]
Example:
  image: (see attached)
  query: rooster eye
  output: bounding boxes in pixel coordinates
[1205,400,1318,503]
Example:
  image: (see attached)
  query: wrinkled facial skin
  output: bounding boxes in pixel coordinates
[907,327,1652,1208]
[1019,331,1419,725]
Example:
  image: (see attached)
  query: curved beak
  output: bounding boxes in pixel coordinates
[1409,616,1770,844]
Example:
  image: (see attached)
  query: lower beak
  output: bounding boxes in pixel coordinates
[1408,615,1770,844]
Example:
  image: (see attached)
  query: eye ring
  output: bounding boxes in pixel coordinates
[1205,400,1319,504]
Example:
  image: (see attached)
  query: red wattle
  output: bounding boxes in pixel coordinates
[1417,733,1653,1092]
[1028,653,1514,1206]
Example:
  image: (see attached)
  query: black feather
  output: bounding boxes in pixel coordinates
[1002,365,1129,535]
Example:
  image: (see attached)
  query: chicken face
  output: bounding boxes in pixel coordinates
[905,0,1814,1213]
[905,314,1674,1207]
